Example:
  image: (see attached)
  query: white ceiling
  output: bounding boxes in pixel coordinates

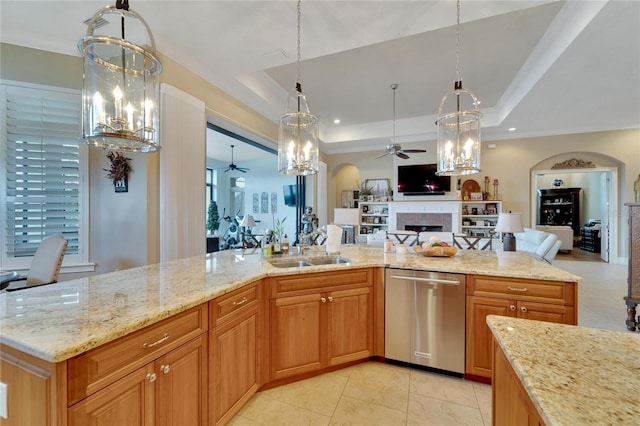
[1,0,639,162]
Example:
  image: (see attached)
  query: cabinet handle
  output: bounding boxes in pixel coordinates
[328,296,334,302]
[321,297,327,303]
[510,305,516,310]
[233,297,248,306]
[521,306,528,313]
[160,364,171,374]
[507,286,528,292]
[146,372,157,382]
[143,333,169,348]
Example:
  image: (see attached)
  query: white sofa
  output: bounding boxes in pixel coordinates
[514,228,562,263]
[535,225,573,252]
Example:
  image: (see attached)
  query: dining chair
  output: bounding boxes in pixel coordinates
[452,233,493,250]
[3,235,68,292]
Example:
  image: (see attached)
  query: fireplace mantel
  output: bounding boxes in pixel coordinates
[387,201,462,233]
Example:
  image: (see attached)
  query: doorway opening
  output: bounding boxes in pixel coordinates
[531,167,618,263]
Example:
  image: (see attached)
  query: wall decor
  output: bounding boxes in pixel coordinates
[261,192,268,213]
[551,158,596,169]
[365,178,391,201]
[271,192,278,213]
[103,151,131,193]
[253,193,259,213]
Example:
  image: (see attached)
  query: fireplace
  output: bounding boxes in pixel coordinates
[405,225,444,232]
[396,213,452,232]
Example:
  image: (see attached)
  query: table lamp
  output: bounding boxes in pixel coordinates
[240,214,256,232]
[494,213,524,251]
[334,208,360,244]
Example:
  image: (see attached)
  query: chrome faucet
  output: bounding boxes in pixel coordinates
[298,229,327,254]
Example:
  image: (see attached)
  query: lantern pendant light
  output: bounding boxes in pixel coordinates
[79,0,162,152]
[435,0,482,176]
[278,0,320,176]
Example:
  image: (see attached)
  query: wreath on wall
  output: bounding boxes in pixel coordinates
[103,151,132,184]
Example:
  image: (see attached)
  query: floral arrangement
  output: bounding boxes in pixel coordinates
[103,151,132,184]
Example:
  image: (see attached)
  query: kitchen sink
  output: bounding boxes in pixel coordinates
[267,256,351,268]
[268,259,313,268]
[306,256,351,265]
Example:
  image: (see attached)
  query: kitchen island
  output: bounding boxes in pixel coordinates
[0,246,580,425]
[488,315,640,425]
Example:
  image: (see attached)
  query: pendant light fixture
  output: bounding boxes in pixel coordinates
[79,0,162,152]
[435,0,482,176]
[278,0,319,175]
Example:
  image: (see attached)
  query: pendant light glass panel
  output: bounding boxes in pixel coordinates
[436,86,481,176]
[79,5,162,152]
[278,87,319,175]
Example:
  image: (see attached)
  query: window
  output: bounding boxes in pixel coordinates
[0,81,90,271]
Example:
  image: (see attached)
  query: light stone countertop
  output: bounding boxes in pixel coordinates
[487,315,640,425]
[0,246,579,363]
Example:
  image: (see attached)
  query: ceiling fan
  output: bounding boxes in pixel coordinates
[376,83,426,160]
[224,144,250,173]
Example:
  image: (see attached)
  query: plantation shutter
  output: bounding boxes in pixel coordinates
[1,83,81,258]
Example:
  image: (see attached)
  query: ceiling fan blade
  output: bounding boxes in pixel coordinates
[375,152,391,159]
[403,149,427,153]
[238,168,249,173]
[396,152,410,159]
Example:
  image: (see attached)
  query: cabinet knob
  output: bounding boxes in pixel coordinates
[146,372,157,382]
[520,306,528,313]
[510,305,516,311]
[328,296,334,302]
[321,297,326,303]
[160,364,171,374]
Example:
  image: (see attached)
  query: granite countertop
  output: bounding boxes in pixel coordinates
[487,315,640,425]
[0,246,580,363]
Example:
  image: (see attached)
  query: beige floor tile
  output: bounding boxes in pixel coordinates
[329,395,407,426]
[265,370,349,416]
[472,382,492,425]
[342,361,410,411]
[407,392,484,426]
[409,369,478,409]
[233,389,278,421]
[232,399,331,426]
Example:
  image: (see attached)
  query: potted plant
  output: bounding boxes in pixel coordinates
[207,200,220,235]
[359,181,373,201]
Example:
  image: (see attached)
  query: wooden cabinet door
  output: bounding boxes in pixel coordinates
[211,308,260,425]
[155,334,208,426]
[517,301,576,325]
[465,296,515,379]
[327,286,373,366]
[270,293,323,380]
[68,364,155,426]
[493,341,544,426]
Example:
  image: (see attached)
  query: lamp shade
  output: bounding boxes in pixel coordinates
[240,214,256,228]
[494,213,524,234]
[334,208,360,226]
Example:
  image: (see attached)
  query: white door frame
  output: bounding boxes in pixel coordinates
[530,167,619,263]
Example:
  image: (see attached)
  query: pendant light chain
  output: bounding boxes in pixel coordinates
[456,0,461,83]
[296,0,301,88]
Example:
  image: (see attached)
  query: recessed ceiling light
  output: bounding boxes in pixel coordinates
[508,127,516,132]
[333,119,341,124]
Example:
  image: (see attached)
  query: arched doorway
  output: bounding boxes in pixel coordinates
[530,153,623,263]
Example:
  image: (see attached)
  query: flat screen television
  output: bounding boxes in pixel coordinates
[283,184,297,206]
[397,164,451,195]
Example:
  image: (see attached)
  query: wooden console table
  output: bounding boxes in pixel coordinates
[624,203,640,331]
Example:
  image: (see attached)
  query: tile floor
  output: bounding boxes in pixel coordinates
[230,253,627,426]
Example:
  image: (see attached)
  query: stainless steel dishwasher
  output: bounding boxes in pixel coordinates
[385,268,466,374]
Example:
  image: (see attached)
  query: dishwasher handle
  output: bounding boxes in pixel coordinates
[389,275,461,286]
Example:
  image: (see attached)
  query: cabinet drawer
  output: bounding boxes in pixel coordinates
[270,268,372,297]
[210,282,259,326]
[67,304,208,405]
[468,275,575,305]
